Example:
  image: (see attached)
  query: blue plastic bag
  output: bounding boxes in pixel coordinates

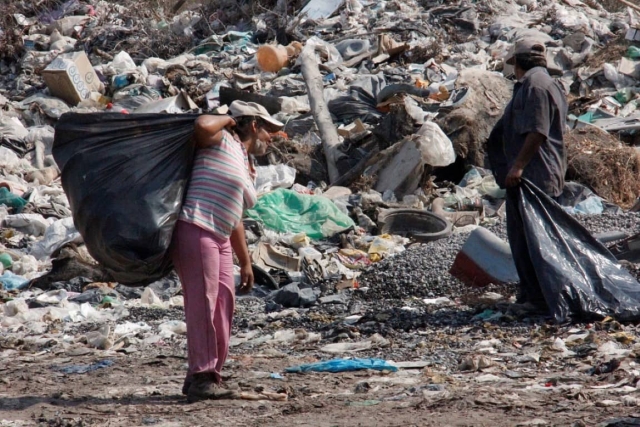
[0,271,29,291]
[285,358,398,374]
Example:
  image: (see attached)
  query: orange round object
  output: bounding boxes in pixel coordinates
[256,45,289,73]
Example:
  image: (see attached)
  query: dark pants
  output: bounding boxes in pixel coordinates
[505,188,550,307]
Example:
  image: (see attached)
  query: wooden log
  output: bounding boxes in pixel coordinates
[300,45,343,183]
[615,0,640,13]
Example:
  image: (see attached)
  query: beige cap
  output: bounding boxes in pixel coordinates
[505,39,546,65]
[229,101,284,130]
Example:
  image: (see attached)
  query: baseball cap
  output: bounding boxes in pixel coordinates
[229,101,284,130]
[505,39,547,65]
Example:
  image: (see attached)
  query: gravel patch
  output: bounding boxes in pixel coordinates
[357,213,640,302]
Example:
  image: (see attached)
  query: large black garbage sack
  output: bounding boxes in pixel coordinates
[328,74,387,124]
[518,179,640,323]
[53,112,199,285]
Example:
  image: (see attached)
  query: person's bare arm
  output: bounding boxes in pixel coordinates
[230,222,254,293]
[194,115,236,148]
[505,132,546,187]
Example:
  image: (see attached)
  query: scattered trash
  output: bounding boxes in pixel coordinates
[0,271,29,291]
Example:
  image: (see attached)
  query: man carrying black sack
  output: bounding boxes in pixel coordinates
[487,39,568,311]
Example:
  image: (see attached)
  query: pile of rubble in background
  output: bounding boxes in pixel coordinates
[5,0,640,422]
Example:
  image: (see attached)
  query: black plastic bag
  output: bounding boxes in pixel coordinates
[518,179,640,322]
[328,74,386,124]
[53,112,199,285]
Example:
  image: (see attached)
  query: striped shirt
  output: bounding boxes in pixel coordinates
[180,130,257,239]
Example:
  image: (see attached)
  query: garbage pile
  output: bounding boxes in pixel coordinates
[0,0,638,313]
[5,0,640,420]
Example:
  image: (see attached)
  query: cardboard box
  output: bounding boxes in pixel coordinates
[42,51,102,106]
[337,119,366,138]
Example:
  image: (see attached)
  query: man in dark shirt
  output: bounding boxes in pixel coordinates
[488,39,568,310]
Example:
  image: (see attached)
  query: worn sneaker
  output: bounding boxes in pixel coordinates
[186,373,234,403]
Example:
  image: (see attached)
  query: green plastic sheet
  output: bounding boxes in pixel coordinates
[246,189,355,240]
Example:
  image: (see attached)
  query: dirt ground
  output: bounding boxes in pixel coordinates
[1,342,638,427]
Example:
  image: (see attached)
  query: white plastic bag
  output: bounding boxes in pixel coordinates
[141,287,165,307]
[111,51,137,74]
[255,165,297,194]
[0,116,28,142]
[0,146,21,168]
[413,121,456,167]
[30,217,82,260]
[4,214,49,237]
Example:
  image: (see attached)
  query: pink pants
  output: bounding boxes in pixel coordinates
[171,220,235,381]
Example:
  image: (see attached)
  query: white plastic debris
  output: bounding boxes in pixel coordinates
[114,321,152,337]
[255,164,297,194]
[4,214,49,237]
[141,287,164,307]
[110,51,137,74]
[413,121,456,167]
[35,289,68,305]
[159,320,187,337]
[30,217,82,260]
[3,298,29,317]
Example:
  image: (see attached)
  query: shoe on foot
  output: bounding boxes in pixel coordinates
[187,373,234,403]
[182,374,193,395]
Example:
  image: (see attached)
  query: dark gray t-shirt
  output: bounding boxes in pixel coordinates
[502,67,568,197]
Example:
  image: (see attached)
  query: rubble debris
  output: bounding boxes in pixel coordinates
[437,69,513,167]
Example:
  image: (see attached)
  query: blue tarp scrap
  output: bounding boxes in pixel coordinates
[285,358,398,374]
